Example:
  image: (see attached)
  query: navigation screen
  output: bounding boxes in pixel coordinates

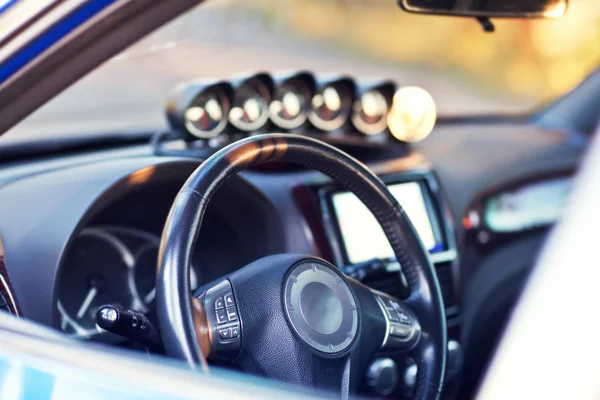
[331,181,442,265]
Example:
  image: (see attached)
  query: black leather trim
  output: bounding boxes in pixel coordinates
[156,134,446,398]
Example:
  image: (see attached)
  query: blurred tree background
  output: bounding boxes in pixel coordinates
[236,0,599,107]
[12,0,599,140]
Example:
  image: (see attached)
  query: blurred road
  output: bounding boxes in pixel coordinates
[5,2,532,142]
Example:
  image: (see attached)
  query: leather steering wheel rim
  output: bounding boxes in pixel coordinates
[157,134,447,399]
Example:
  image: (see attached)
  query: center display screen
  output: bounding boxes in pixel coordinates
[331,181,444,265]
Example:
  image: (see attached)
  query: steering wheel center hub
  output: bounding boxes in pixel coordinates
[300,281,343,334]
[283,260,359,354]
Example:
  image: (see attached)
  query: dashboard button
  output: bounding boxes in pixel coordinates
[231,325,240,338]
[216,309,228,324]
[215,297,225,311]
[224,293,234,307]
[219,328,231,340]
[398,311,412,325]
[386,308,400,322]
[390,324,411,338]
[226,308,238,322]
[385,298,401,310]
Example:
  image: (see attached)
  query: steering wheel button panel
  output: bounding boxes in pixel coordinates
[372,291,421,352]
[201,280,242,360]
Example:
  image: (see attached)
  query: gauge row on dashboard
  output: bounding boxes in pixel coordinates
[164,71,437,144]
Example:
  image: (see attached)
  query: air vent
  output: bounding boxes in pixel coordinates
[434,261,456,310]
[363,272,405,299]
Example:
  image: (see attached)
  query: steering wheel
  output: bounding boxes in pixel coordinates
[156,134,446,399]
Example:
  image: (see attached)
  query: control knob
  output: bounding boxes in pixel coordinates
[366,358,399,396]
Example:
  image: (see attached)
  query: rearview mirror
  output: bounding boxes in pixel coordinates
[399,0,568,18]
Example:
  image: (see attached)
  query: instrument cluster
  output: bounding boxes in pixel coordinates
[165,72,437,149]
[57,226,200,340]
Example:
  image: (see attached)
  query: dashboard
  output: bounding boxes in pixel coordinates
[0,76,586,370]
[49,162,461,343]
[0,113,584,400]
[0,128,581,339]
[51,164,464,343]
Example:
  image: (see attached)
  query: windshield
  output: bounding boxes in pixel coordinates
[3,0,600,144]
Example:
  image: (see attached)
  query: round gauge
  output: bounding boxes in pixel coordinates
[308,82,353,131]
[269,80,311,130]
[184,87,230,139]
[58,229,134,338]
[387,87,436,143]
[229,78,270,131]
[351,89,389,135]
[58,226,199,340]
